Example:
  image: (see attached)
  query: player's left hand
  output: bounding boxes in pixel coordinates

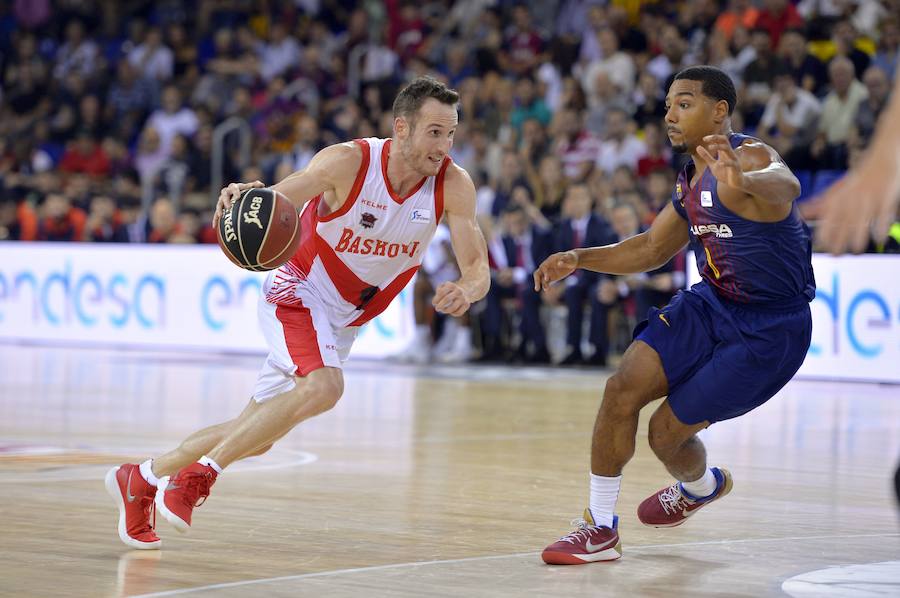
[698,135,746,191]
[433,281,471,317]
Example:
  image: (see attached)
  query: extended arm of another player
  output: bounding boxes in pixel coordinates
[534,204,688,290]
[577,203,688,274]
[817,74,900,253]
[435,166,490,316]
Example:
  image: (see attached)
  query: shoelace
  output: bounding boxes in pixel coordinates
[176,472,215,508]
[658,483,691,515]
[559,519,601,545]
[130,495,156,536]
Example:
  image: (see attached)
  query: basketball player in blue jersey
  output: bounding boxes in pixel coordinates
[536,66,816,564]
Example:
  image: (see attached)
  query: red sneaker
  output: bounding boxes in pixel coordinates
[155,463,217,533]
[105,464,161,550]
[637,467,733,528]
[541,510,621,565]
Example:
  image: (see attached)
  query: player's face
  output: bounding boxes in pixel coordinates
[664,79,726,154]
[398,98,458,176]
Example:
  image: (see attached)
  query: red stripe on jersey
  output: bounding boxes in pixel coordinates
[315,232,374,307]
[434,157,451,222]
[320,139,370,222]
[289,195,323,274]
[348,265,419,326]
[382,139,426,204]
[275,302,326,376]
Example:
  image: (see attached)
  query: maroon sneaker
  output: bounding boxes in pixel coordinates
[105,463,161,549]
[542,510,621,565]
[637,467,733,528]
[155,462,217,533]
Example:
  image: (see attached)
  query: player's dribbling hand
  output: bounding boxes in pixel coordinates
[433,281,471,317]
[533,251,578,291]
[213,180,265,228]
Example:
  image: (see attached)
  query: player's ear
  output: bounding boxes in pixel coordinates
[394,116,409,139]
[713,100,729,125]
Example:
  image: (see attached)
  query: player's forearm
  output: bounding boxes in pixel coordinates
[740,163,801,204]
[574,233,663,275]
[456,260,491,303]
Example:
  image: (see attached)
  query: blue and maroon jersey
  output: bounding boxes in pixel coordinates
[672,133,815,306]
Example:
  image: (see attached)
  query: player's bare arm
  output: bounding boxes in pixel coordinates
[434,164,490,317]
[698,136,800,209]
[534,203,688,291]
[213,142,362,228]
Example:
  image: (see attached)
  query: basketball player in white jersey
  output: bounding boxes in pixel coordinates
[105,77,490,549]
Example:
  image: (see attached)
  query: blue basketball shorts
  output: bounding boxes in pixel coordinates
[633,282,812,425]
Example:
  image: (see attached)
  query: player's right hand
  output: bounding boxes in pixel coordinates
[213,180,265,228]
[533,251,579,291]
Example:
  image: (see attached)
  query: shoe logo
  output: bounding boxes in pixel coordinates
[585,537,614,553]
[126,470,137,503]
[659,313,670,327]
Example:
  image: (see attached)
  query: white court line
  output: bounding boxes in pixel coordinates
[129,532,900,598]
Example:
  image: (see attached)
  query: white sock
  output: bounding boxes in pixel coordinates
[414,324,430,343]
[139,459,160,487]
[681,467,717,499]
[198,455,224,474]
[589,473,621,528]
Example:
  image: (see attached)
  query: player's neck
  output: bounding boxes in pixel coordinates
[386,140,424,196]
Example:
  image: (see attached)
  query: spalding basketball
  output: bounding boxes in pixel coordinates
[217,188,300,271]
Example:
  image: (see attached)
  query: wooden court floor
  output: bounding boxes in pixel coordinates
[0,343,898,597]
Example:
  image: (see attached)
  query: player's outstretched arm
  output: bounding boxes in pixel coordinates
[697,135,800,205]
[816,75,900,254]
[435,165,490,317]
[534,202,688,291]
[213,142,361,228]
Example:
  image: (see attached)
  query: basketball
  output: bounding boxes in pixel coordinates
[217,188,300,271]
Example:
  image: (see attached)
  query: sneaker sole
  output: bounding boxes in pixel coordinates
[541,541,622,565]
[104,467,161,550]
[154,476,190,534]
[639,468,735,528]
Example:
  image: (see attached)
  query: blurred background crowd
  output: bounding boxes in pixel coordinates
[1,0,898,365]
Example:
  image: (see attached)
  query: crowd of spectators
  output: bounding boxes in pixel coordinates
[1,0,898,364]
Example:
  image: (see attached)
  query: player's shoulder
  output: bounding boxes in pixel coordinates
[311,141,366,173]
[735,138,779,170]
[442,161,476,199]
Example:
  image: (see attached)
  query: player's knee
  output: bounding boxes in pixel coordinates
[290,372,344,418]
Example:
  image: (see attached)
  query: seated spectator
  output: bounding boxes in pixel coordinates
[757,66,821,170]
[489,151,531,218]
[632,71,668,128]
[636,121,672,178]
[83,195,129,242]
[581,27,636,99]
[128,26,174,82]
[872,18,898,81]
[105,60,157,141]
[830,19,872,81]
[53,20,99,80]
[37,193,86,241]
[777,28,828,95]
[742,28,778,127]
[510,75,552,134]
[644,168,676,223]
[59,130,110,178]
[755,0,804,49]
[595,108,646,175]
[483,202,554,363]
[811,57,868,170]
[259,22,302,82]
[553,108,598,183]
[0,197,38,241]
[147,85,199,155]
[146,197,179,243]
[850,66,891,148]
[550,184,616,365]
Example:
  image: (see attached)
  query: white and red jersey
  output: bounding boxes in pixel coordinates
[265,137,451,328]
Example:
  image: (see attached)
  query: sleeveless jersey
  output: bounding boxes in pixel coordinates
[267,137,450,327]
[672,133,816,306]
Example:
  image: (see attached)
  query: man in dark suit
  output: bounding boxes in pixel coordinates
[554,184,616,365]
[483,203,554,362]
[588,201,684,366]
